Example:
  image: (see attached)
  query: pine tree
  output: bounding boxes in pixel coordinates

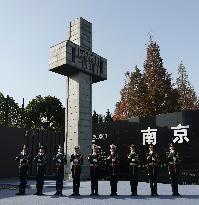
[104,109,113,122]
[126,66,148,117]
[113,80,128,121]
[143,39,180,116]
[176,62,199,110]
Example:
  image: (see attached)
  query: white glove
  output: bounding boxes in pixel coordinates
[93,159,97,162]
[38,159,41,162]
[58,159,61,163]
[173,157,176,162]
[74,159,78,163]
[152,157,155,161]
[132,159,135,162]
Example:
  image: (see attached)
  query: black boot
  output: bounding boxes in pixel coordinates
[110,182,114,196]
[133,186,138,196]
[16,183,25,195]
[37,184,43,195]
[150,183,154,196]
[33,184,40,195]
[76,184,80,196]
[154,183,159,196]
[131,184,133,196]
[173,182,181,196]
[114,182,118,196]
[90,188,95,196]
[95,182,99,196]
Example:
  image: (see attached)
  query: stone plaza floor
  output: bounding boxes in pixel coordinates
[0,180,199,205]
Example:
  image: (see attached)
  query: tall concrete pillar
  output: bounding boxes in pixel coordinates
[66,72,92,179]
[49,17,107,179]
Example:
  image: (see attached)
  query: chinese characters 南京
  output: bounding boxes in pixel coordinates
[141,124,190,145]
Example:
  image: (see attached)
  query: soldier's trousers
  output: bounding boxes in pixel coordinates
[129,165,138,195]
[110,179,118,194]
[73,176,80,194]
[150,181,157,195]
[91,178,98,194]
[36,177,44,194]
[19,176,28,193]
[130,179,138,195]
[171,174,179,194]
[55,166,64,193]
[36,166,45,194]
[149,175,158,195]
[56,178,64,193]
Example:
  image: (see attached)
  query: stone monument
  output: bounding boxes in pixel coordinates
[49,17,107,179]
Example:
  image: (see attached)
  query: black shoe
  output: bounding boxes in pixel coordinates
[154,193,159,196]
[172,193,181,196]
[151,193,154,196]
[95,193,99,196]
[70,193,76,196]
[132,193,138,196]
[90,193,95,196]
[54,192,59,195]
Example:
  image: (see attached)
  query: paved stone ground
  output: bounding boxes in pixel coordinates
[0,180,199,205]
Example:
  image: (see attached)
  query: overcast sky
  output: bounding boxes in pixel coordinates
[0,0,199,114]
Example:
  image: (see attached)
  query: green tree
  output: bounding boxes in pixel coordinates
[126,66,148,117]
[0,92,4,125]
[143,39,180,116]
[25,95,65,130]
[0,92,21,127]
[176,62,199,110]
[104,109,113,122]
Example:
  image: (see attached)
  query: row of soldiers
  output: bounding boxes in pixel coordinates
[15,143,181,196]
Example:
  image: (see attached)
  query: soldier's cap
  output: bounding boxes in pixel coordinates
[130,144,135,149]
[39,145,45,149]
[74,145,80,150]
[22,144,28,149]
[148,144,154,148]
[168,143,174,148]
[92,144,98,150]
[58,145,63,150]
[110,144,116,150]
